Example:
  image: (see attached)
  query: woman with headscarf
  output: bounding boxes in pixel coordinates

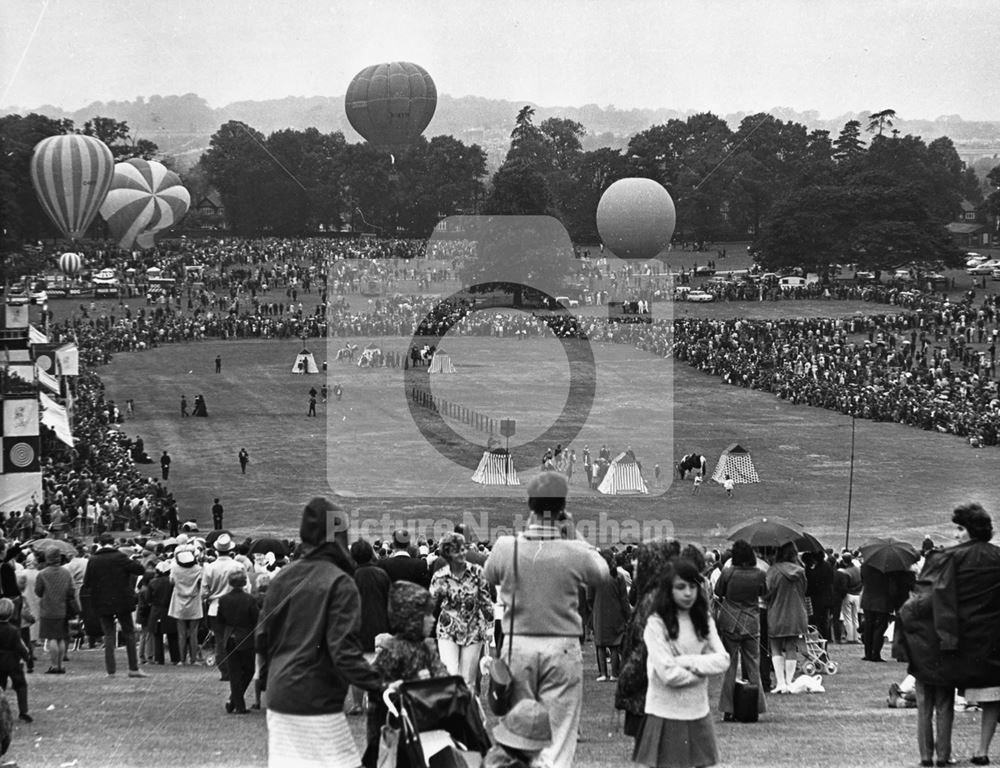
[429,531,492,688]
[168,547,203,665]
[34,550,79,675]
[897,503,1000,767]
[714,540,767,720]
[764,541,808,694]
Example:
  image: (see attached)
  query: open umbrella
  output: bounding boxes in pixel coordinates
[247,537,289,557]
[794,532,826,555]
[727,517,805,548]
[205,529,231,548]
[29,538,78,559]
[859,538,920,573]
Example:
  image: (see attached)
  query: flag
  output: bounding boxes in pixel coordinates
[55,343,79,376]
[28,325,49,345]
[2,436,41,473]
[32,343,60,374]
[0,473,42,513]
[39,392,74,447]
[36,366,60,395]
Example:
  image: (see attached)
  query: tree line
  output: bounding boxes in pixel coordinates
[2,108,998,273]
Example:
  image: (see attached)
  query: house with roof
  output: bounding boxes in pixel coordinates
[946,199,988,248]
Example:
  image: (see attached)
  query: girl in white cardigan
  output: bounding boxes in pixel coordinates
[634,559,730,768]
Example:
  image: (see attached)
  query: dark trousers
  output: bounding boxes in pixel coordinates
[100,614,139,674]
[0,666,29,715]
[19,628,34,672]
[210,616,229,677]
[811,605,833,643]
[226,644,254,712]
[758,608,772,689]
[862,610,891,660]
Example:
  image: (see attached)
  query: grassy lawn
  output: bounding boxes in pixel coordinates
[7,632,985,767]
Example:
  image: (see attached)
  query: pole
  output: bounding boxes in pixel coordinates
[845,415,856,550]
[505,435,510,486]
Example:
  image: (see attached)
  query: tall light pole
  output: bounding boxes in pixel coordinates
[845,415,856,550]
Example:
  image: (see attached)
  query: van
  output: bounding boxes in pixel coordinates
[779,276,807,289]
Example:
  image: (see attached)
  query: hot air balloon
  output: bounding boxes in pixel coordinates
[30,134,115,241]
[58,252,82,277]
[99,159,191,250]
[596,178,677,260]
[345,62,437,151]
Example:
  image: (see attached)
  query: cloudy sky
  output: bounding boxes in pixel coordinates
[2,0,996,120]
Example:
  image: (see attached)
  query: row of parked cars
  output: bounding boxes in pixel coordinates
[965,253,1000,278]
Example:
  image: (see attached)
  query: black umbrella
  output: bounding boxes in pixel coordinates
[859,538,920,573]
[247,537,289,557]
[794,532,826,554]
[727,517,805,548]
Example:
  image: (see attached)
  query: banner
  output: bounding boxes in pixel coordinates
[2,436,41,473]
[36,366,60,395]
[39,392,74,447]
[3,304,28,329]
[2,399,39,437]
[0,472,42,513]
[56,343,79,376]
[32,343,60,374]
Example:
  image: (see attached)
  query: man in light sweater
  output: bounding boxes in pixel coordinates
[484,471,609,768]
[202,534,246,681]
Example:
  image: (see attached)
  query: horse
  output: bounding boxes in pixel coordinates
[335,343,358,362]
[677,453,707,480]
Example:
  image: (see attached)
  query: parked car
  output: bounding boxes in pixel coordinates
[893,268,913,281]
[554,295,579,308]
[966,254,987,267]
[687,289,714,302]
[779,276,807,289]
[855,271,876,282]
[968,259,1000,276]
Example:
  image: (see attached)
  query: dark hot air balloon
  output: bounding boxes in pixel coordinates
[30,134,115,241]
[345,62,437,151]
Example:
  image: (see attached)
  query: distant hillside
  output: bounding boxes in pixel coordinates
[7,93,1000,172]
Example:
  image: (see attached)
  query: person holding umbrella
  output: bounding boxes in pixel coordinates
[859,539,917,662]
[764,542,808,694]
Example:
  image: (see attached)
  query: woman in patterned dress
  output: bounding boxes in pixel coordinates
[429,532,493,688]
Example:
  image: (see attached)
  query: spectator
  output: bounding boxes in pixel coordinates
[765,542,808,694]
[34,549,79,675]
[484,471,609,768]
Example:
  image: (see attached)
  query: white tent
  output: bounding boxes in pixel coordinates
[291,348,319,374]
[711,443,760,484]
[428,351,456,374]
[472,451,520,485]
[598,452,648,495]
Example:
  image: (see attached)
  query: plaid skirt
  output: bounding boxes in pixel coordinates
[633,713,718,768]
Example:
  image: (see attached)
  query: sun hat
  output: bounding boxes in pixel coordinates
[214,533,235,553]
[175,548,196,567]
[492,699,552,752]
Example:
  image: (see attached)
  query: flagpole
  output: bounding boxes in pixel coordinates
[845,415,856,550]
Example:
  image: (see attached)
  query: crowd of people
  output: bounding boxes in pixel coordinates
[0,467,991,768]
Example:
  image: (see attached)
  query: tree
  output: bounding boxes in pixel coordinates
[199,121,275,233]
[540,117,584,170]
[0,113,74,245]
[833,120,865,164]
[81,116,158,160]
[866,109,897,136]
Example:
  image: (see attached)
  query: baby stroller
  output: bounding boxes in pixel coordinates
[800,625,838,675]
[380,676,491,767]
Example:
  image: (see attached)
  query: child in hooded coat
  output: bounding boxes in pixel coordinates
[0,598,32,722]
[362,580,447,768]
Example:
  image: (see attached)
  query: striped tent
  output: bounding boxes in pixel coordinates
[471,451,520,485]
[711,443,760,484]
[598,452,648,495]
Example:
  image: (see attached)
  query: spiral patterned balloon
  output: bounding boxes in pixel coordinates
[99,159,191,250]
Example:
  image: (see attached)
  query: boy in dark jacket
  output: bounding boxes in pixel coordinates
[217,570,259,714]
[0,598,32,722]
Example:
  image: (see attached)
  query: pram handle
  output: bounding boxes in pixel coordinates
[382,680,404,717]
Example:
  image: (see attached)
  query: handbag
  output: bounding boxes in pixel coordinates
[487,535,518,717]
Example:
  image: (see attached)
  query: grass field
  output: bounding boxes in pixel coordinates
[7,630,989,768]
[100,318,993,550]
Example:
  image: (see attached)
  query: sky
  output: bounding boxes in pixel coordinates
[2,0,998,120]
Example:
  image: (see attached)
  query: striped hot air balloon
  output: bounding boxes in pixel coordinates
[99,159,191,250]
[345,62,437,151]
[58,252,82,277]
[30,134,115,241]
